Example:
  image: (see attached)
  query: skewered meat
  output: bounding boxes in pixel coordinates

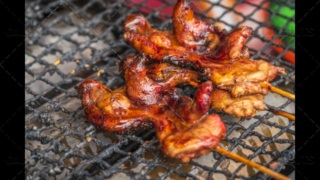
[78,58,226,163]
[143,61,267,118]
[123,13,285,97]
[123,13,251,63]
[78,80,150,132]
[173,0,253,61]
[198,58,286,97]
[119,56,204,88]
[120,53,284,98]
[123,14,207,63]
[210,89,267,118]
[159,113,225,163]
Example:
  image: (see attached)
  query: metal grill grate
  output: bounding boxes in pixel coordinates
[25,0,295,179]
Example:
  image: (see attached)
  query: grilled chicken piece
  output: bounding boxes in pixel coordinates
[159,113,225,163]
[123,13,251,64]
[210,89,267,118]
[199,58,286,97]
[173,0,253,61]
[143,62,267,118]
[78,57,226,163]
[120,54,284,97]
[78,80,151,132]
[123,14,206,63]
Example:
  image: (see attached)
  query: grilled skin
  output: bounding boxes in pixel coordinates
[142,61,267,118]
[173,0,225,52]
[78,58,226,163]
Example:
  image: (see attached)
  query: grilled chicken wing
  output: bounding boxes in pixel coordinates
[78,80,151,132]
[173,0,253,61]
[144,62,267,118]
[123,13,284,97]
[123,14,205,63]
[159,113,225,163]
[78,58,226,163]
[123,13,251,63]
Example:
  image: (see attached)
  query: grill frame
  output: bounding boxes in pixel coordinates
[25,0,295,179]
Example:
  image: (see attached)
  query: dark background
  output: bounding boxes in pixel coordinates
[0,0,318,179]
[295,0,320,179]
[0,0,25,180]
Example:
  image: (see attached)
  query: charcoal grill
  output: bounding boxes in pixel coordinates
[25,0,295,179]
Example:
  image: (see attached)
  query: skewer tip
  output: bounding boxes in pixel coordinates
[259,82,295,101]
[214,147,291,180]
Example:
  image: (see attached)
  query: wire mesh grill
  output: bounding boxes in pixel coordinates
[25,0,295,179]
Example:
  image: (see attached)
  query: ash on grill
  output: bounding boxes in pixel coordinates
[25,0,295,180]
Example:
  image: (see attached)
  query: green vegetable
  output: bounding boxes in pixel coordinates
[269,1,295,49]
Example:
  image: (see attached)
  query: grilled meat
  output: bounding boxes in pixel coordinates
[143,61,267,118]
[123,12,251,63]
[78,57,226,163]
[123,12,285,97]
[173,0,252,61]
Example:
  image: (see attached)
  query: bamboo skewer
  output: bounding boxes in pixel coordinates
[272,110,295,121]
[237,109,295,125]
[268,107,295,121]
[260,82,295,101]
[214,147,291,180]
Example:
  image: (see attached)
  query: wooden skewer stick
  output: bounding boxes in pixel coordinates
[272,110,295,121]
[260,82,295,101]
[237,108,295,125]
[267,107,295,121]
[214,147,291,180]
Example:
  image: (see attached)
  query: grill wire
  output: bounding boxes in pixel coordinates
[25,0,295,179]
